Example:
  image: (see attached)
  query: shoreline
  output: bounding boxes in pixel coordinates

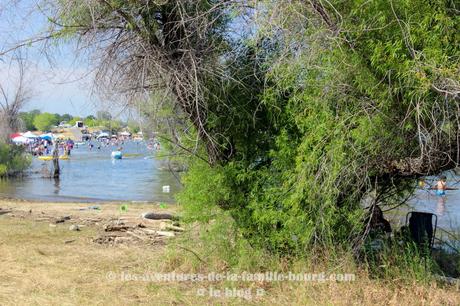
[0,194,177,205]
[0,197,177,219]
[2,198,460,305]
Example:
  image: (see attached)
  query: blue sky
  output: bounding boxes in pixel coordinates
[0,0,99,116]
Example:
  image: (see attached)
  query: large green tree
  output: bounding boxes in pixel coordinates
[46,0,459,253]
[18,110,40,131]
[33,112,59,131]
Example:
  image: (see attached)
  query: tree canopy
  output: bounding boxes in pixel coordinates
[43,0,460,254]
[33,112,59,131]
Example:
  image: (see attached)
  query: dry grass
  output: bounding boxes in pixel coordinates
[0,200,459,305]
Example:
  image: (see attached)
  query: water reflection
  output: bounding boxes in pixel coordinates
[53,178,60,195]
[388,183,460,233]
[436,196,446,216]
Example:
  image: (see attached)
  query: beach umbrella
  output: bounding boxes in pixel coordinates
[97,132,110,139]
[9,133,22,139]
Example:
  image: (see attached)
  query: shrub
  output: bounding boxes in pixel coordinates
[0,143,31,177]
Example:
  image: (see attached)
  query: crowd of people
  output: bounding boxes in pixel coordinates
[88,137,125,150]
[26,139,75,156]
[16,134,160,158]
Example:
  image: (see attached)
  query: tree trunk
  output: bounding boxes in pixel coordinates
[52,141,60,179]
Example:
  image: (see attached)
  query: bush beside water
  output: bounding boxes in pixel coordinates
[0,143,31,177]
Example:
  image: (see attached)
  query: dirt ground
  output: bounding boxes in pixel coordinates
[0,199,183,305]
[1,199,460,306]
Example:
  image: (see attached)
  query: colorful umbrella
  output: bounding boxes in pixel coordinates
[9,133,22,139]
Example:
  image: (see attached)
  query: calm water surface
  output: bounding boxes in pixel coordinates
[388,173,460,234]
[0,141,181,203]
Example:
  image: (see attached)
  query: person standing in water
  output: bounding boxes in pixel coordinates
[432,175,457,196]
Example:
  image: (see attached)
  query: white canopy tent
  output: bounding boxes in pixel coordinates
[22,131,39,138]
[97,132,110,139]
[12,136,32,144]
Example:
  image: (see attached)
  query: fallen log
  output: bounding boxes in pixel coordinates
[0,209,12,216]
[156,231,175,237]
[35,217,52,221]
[141,228,158,235]
[104,224,131,232]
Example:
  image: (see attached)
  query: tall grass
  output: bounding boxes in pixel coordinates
[159,205,455,293]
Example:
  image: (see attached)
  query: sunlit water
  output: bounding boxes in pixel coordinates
[0,141,181,203]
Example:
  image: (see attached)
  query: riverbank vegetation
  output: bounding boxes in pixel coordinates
[41,0,460,273]
[18,109,133,134]
[0,143,30,177]
[1,0,459,301]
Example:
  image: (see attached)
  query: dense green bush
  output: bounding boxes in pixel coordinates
[0,143,31,177]
[178,0,459,255]
[50,0,459,257]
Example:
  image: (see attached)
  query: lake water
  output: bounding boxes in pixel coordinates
[387,174,460,237]
[2,144,460,235]
[0,141,181,203]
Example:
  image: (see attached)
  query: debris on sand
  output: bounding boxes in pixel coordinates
[0,208,12,216]
[55,216,71,224]
[1,202,182,246]
[93,219,182,245]
[69,224,80,231]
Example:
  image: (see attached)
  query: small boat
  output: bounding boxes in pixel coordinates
[59,155,70,160]
[111,151,122,159]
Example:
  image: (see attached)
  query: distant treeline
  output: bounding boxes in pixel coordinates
[18,110,140,133]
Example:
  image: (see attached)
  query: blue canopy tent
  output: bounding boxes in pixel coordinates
[39,134,53,141]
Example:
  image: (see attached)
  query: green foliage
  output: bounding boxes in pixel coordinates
[52,0,459,260]
[18,111,38,131]
[53,113,74,124]
[83,117,99,127]
[169,213,274,273]
[178,161,232,223]
[178,0,459,256]
[33,112,59,131]
[0,143,31,177]
[68,116,82,126]
[127,121,140,134]
[363,239,436,282]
